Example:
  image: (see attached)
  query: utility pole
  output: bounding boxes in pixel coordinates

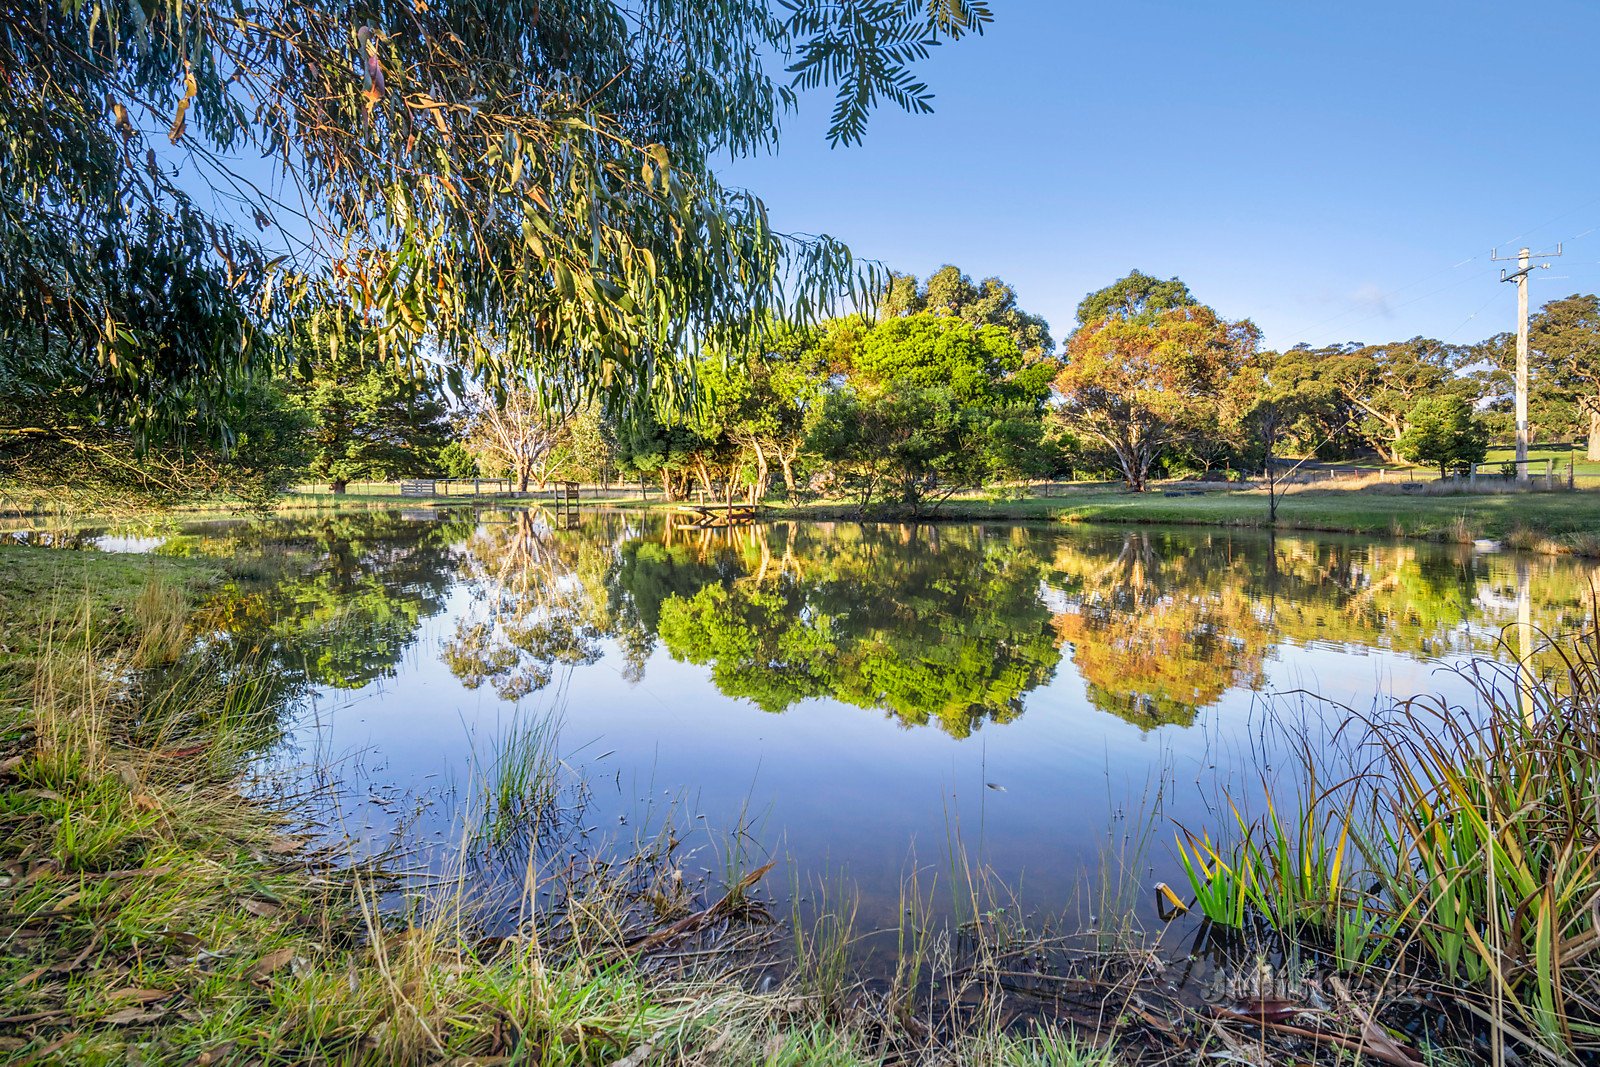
[1493,244,1563,482]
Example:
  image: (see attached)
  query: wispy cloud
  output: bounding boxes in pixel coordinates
[1348,282,1393,318]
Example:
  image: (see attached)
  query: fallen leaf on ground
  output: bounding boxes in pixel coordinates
[249,947,296,981]
[195,1041,236,1064]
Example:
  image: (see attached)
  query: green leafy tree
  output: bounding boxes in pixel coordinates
[3,0,987,469]
[222,381,316,508]
[1319,339,1474,462]
[560,406,620,485]
[1531,294,1600,459]
[689,344,823,503]
[845,314,1055,405]
[1074,270,1198,327]
[613,411,705,501]
[1397,396,1489,478]
[437,441,480,479]
[808,312,1054,512]
[0,373,309,512]
[282,312,453,493]
[1484,294,1600,459]
[1228,355,1323,523]
[880,266,1054,357]
[1263,345,1369,459]
[807,388,990,513]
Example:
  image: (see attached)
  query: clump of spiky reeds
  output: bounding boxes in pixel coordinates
[1176,617,1600,1059]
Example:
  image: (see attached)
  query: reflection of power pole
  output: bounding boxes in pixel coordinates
[1493,244,1563,482]
[1516,558,1534,727]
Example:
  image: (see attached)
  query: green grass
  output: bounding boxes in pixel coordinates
[749,483,1600,552]
[1481,443,1600,479]
[0,547,221,677]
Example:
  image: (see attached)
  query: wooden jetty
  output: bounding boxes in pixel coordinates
[675,503,760,528]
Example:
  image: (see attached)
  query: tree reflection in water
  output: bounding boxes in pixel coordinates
[162,509,1596,736]
[174,510,468,691]
[1046,532,1271,728]
[430,512,1595,736]
[443,510,611,700]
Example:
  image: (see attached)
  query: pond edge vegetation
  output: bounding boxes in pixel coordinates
[5,532,1600,1063]
[0,548,1124,1065]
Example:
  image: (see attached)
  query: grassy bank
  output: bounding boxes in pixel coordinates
[1175,625,1600,1062]
[280,481,1600,556]
[0,546,1119,1065]
[742,483,1600,554]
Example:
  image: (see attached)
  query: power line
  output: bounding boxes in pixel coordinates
[1276,199,1600,349]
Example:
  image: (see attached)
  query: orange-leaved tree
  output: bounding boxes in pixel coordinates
[1054,303,1259,491]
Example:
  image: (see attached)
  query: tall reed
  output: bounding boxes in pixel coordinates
[1176,620,1600,1059]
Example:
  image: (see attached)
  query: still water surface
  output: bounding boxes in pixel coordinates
[87,509,1600,936]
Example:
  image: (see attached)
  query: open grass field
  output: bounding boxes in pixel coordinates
[1305,443,1600,480]
[581,482,1600,554]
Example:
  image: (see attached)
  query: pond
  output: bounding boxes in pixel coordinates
[64,509,1600,951]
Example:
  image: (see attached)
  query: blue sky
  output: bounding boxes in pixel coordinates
[720,0,1600,352]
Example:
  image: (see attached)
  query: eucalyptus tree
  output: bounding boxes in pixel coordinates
[1319,338,1475,463]
[1530,294,1600,460]
[460,380,575,493]
[1073,270,1198,328]
[1475,294,1600,458]
[1,0,992,481]
[1055,301,1259,491]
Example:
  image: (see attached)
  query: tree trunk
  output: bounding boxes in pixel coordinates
[687,457,708,497]
[750,439,769,504]
[1116,447,1147,492]
[331,479,348,495]
[1589,404,1600,462]
[1381,425,1404,466]
[779,457,797,495]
